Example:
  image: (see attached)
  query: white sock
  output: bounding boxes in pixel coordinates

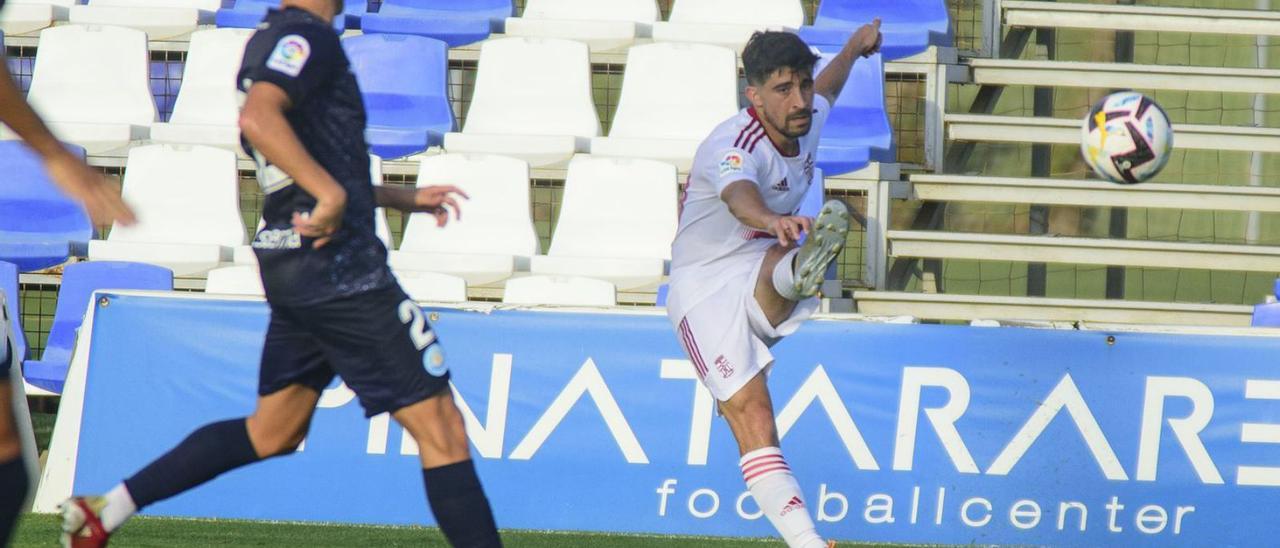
[101,483,137,532]
[740,447,825,548]
[771,248,804,301]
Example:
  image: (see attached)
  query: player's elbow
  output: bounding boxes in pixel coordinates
[238,109,266,143]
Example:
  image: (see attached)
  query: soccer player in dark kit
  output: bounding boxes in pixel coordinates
[57,0,503,546]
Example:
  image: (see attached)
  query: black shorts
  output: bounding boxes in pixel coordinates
[258,284,449,417]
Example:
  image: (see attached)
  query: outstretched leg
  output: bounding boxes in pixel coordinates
[61,384,320,546]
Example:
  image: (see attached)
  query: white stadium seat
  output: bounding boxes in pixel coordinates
[89,144,244,276]
[502,275,617,307]
[442,37,599,168]
[390,153,540,287]
[0,0,73,36]
[204,265,264,296]
[652,0,804,50]
[393,270,468,303]
[589,42,739,171]
[69,0,219,40]
[504,0,659,52]
[151,29,253,150]
[21,25,156,154]
[530,155,677,290]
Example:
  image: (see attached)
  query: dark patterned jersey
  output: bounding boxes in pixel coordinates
[237,7,393,307]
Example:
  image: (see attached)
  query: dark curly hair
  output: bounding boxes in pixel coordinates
[742,31,821,86]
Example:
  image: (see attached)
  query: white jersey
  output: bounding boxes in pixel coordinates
[667,95,831,318]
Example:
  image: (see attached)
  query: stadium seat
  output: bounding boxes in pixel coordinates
[504,0,658,52]
[589,42,738,171]
[21,25,156,154]
[502,275,617,307]
[361,0,511,47]
[69,0,219,41]
[652,0,804,50]
[0,261,27,363]
[0,142,93,273]
[815,52,891,174]
[204,265,264,296]
[23,261,172,394]
[0,0,72,36]
[393,270,468,302]
[216,0,352,32]
[530,156,677,291]
[150,29,253,151]
[390,153,540,287]
[343,34,452,160]
[443,37,599,168]
[88,144,244,277]
[799,0,952,61]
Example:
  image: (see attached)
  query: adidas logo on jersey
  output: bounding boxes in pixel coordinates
[772,178,790,192]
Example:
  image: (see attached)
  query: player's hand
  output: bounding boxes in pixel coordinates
[411,185,469,227]
[851,18,882,58]
[44,153,136,226]
[293,190,346,249]
[767,215,813,248]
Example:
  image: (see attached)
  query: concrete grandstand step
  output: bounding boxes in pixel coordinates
[908,174,1280,213]
[945,114,1280,154]
[1001,1,1280,37]
[851,290,1254,327]
[888,230,1280,273]
[968,59,1280,95]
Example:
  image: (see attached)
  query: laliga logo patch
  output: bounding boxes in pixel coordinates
[267,34,310,77]
[719,152,744,177]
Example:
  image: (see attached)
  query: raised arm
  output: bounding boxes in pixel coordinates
[814,18,883,104]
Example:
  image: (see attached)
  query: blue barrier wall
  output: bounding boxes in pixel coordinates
[66,293,1280,546]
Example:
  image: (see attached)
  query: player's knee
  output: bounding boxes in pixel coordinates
[247,416,309,458]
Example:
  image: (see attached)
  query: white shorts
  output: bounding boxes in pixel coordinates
[667,257,819,402]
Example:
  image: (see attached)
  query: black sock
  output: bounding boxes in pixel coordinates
[0,456,29,547]
[422,460,501,548]
[123,418,260,509]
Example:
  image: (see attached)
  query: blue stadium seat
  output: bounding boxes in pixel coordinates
[216,0,353,32]
[815,53,891,175]
[343,34,453,159]
[1252,279,1280,327]
[799,0,952,61]
[0,142,93,273]
[23,261,173,394]
[361,0,512,47]
[0,261,27,364]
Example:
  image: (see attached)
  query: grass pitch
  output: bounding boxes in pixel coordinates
[12,514,909,547]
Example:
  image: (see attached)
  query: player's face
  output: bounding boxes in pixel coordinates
[750,67,816,140]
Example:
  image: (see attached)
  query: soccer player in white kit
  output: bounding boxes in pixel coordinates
[667,23,882,548]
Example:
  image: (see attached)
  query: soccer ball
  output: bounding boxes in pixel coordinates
[1080,91,1173,184]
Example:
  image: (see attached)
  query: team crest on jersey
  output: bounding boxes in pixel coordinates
[803,153,815,183]
[719,151,744,177]
[266,34,310,77]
